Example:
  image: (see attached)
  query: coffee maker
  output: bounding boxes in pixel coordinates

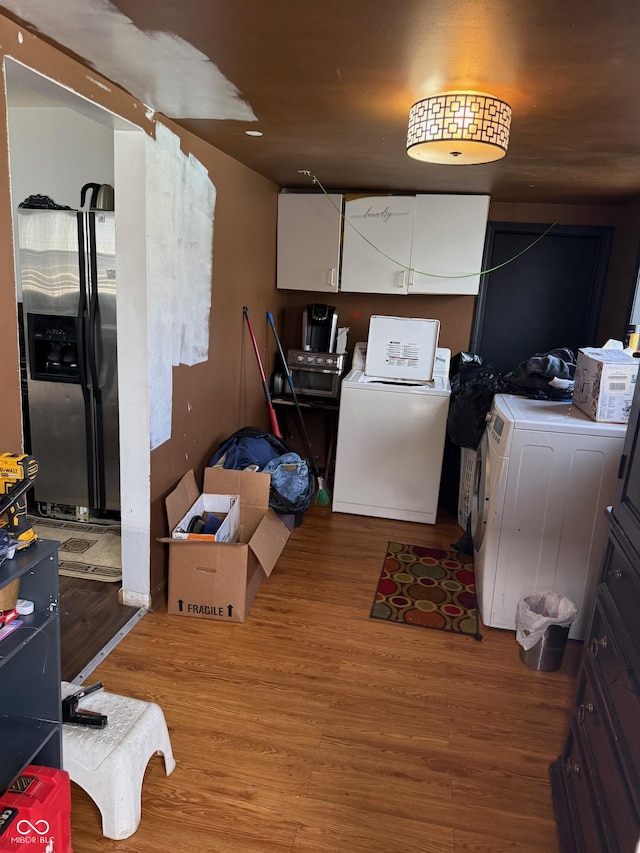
[302,304,338,352]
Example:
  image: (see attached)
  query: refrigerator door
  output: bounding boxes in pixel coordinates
[87,211,119,511]
[19,209,91,508]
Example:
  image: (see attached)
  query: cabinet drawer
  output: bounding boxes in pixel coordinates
[601,532,640,657]
[588,597,640,799]
[561,723,610,853]
[575,666,640,851]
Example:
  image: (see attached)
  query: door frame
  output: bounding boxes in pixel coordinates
[5,58,152,608]
[471,221,613,360]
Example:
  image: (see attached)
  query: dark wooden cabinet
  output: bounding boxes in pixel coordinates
[550,378,640,852]
[0,539,61,793]
[611,381,640,558]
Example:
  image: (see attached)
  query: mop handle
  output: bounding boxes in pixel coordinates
[266,311,320,478]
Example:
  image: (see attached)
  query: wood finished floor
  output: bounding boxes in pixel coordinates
[68,504,581,852]
[59,575,140,682]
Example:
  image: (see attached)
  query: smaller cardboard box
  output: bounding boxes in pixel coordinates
[168,470,239,542]
[161,467,292,623]
[572,347,638,423]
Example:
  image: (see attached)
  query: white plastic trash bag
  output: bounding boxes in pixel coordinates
[516,590,578,651]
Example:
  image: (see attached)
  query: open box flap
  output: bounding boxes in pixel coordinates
[248,509,292,577]
[203,467,271,508]
[165,469,200,533]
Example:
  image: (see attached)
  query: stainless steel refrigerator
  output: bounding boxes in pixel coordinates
[18,207,119,519]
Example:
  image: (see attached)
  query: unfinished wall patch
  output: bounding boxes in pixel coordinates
[146,123,215,449]
[2,0,256,121]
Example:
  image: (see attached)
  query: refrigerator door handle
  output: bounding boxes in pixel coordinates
[86,213,107,510]
[86,214,102,400]
[77,212,98,509]
[76,213,90,397]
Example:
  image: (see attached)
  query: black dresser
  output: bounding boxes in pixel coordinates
[550,380,640,852]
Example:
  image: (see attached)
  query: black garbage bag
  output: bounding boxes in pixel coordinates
[447,353,502,449]
[208,426,315,516]
[501,347,576,401]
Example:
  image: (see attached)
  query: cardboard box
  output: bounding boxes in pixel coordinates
[572,347,638,423]
[168,469,239,542]
[161,467,292,623]
[365,315,440,381]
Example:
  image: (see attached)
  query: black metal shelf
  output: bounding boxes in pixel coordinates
[0,715,60,793]
[0,538,61,794]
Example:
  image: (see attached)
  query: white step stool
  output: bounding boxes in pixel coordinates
[61,682,176,840]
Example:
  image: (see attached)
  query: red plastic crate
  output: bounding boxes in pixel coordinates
[0,765,72,852]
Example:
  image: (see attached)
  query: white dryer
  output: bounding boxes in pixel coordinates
[332,347,451,523]
[472,393,627,639]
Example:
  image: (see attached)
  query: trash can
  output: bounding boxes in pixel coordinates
[516,590,578,672]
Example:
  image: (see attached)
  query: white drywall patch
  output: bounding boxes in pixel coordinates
[146,123,215,449]
[2,0,256,121]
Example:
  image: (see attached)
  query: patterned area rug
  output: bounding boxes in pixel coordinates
[370,542,482,640]
[28,515,122,582]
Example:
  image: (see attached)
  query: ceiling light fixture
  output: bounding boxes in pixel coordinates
[406,90,511,165]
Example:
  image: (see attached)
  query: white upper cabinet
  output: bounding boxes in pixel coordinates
[276,191,490,295]
[340,193,489,295]
[340,195,416,294]
[276,192,343,292]
[408,194,490,295]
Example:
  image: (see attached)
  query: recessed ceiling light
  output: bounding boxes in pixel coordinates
[245,130,263,137]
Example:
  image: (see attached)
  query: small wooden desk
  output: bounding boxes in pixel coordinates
[271,396,340,485]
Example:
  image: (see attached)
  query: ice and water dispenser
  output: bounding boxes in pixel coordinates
[27,314,80,382]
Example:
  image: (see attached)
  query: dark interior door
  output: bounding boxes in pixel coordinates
[471,223,613,375]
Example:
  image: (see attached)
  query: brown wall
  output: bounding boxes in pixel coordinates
[282,290,475,359]
[147,130,285,604]
[599,199,640,339]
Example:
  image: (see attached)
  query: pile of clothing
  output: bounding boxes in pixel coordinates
[208,426,315,517]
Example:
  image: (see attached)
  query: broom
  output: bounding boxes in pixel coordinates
[266,311,331,506]
[243,306,282,439]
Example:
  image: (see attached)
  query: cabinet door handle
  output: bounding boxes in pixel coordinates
[576,702,594,723]
[607,567,623,581]
[408,268,415,288]
[590,635,608,656]
[398,270,407,289]
[329,268,337,288]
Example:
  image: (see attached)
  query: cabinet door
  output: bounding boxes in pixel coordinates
[276,193,342,292]
[340,195,415,293]
[613,374,640,555]
[409,194,489,295]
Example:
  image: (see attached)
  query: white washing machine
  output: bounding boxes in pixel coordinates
[332,346,451,523]
[472,393,627,640]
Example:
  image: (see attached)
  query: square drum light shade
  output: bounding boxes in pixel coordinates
[407,91,512,165]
